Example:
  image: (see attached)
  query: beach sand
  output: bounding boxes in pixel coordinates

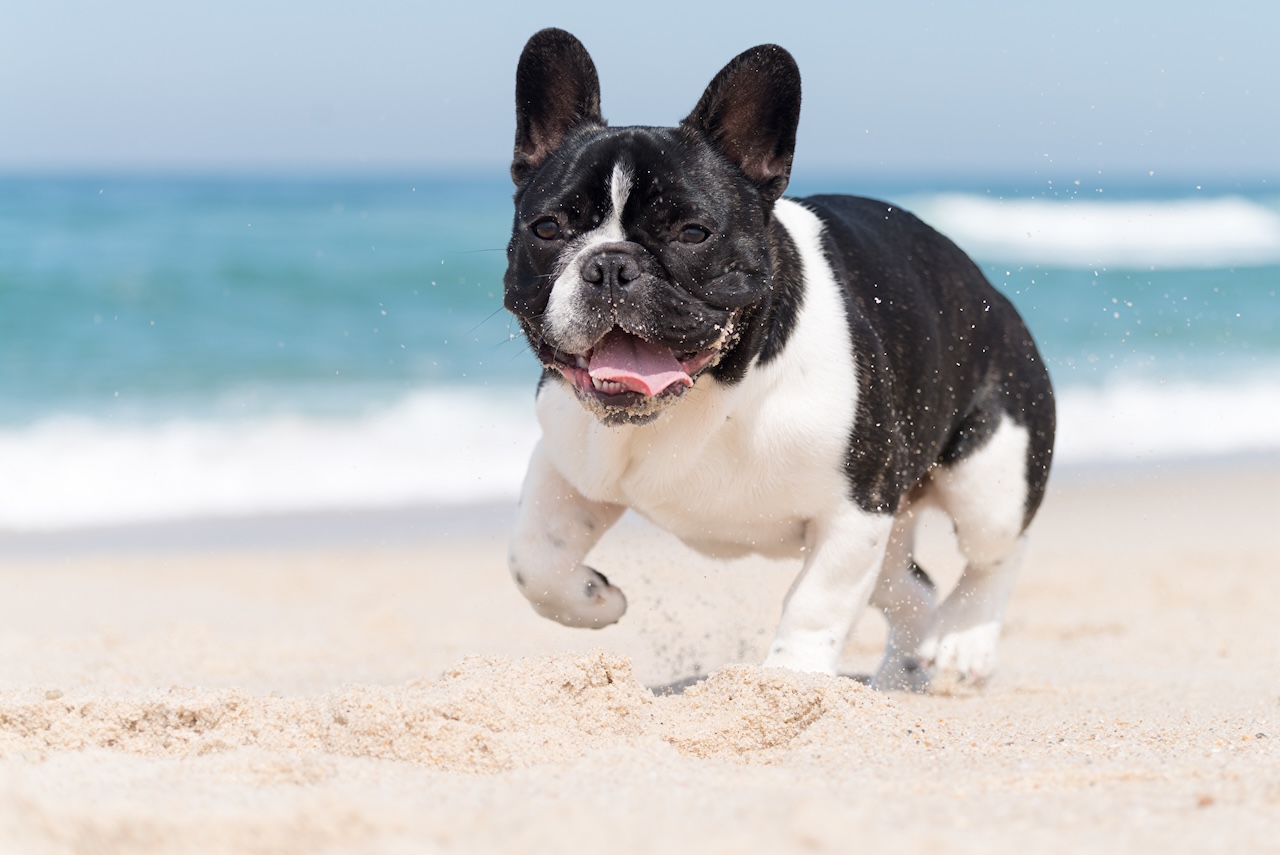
[1,462,1277,854]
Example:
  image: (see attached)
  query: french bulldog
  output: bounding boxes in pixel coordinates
[502,28,1054,688]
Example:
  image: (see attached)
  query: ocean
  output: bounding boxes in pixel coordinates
[2,173,1278,530]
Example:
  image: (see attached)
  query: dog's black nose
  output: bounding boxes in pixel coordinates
[581,252,641,289]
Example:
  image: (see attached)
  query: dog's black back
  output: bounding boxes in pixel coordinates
[794,194,1054,522]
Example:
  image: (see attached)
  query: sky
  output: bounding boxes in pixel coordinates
[3,0,1277,183]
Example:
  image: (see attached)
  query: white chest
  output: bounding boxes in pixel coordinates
[536,199,858,559]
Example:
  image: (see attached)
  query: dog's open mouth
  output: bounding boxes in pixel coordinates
[541,329,719,404]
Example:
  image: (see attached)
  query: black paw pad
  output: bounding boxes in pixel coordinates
[583,567,611,598]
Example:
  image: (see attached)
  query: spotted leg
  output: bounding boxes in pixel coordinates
[509,442,627,628]
[869,509,938,691]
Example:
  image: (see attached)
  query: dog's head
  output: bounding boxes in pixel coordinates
[503,28,801,425]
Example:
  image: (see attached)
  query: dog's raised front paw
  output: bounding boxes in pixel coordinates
[527,565,627,629]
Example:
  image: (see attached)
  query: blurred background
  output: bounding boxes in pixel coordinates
[2,0,1277,530]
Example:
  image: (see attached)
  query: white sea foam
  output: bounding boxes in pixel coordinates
[908,194,1280,268]
[1053,376,1280,465]
[3,380,1279,531]
[0,389,540,531]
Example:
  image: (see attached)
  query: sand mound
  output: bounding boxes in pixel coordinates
[661,665,897,759]
[0,653,898,774]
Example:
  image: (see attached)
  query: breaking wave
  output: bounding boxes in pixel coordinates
[3,379,1279,531]
[908,193,1280,269]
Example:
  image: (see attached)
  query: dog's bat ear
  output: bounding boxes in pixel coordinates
[682,45,801,202]
[512,29,604,185]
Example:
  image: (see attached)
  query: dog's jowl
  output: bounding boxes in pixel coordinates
[503,28,1054,688]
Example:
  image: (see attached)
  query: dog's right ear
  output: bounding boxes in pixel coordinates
[512,29,604,185]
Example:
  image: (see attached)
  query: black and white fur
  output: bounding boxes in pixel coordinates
[503,29,1054,687]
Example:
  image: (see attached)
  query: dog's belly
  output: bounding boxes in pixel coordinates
[650,512,808,561]
[619,452,815,560]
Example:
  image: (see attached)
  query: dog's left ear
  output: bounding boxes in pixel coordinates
[512,29,605,185]
[682,45,801,202]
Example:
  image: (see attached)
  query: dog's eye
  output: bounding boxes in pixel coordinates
[678,225,710,245]
[531,218,561,240]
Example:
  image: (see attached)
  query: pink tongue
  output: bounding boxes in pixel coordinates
[588,330,692,397]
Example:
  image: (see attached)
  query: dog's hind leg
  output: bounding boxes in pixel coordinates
[868,508,937,691]
[918,415,1033,684]
[509,442,628,629]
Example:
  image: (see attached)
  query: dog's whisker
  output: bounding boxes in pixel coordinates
[464,305,509,337]
[493,332,533,353]
[507,340,541,363]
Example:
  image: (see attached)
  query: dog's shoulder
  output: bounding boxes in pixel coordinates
[790,194,972,278]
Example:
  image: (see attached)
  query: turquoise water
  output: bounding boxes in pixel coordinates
[1,175,522,424]
[2,173,1278,528]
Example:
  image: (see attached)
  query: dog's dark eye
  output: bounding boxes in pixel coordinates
[678,225,710,245]
[532,218,561,240]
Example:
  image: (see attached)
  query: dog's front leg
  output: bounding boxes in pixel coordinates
[764,506,894,674]
[509,442,627,629]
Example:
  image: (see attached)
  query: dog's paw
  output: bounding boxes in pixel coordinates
[918,621,1000,685]
[528,565,627,629]
[871,653,930,693]
[762,633,840,675]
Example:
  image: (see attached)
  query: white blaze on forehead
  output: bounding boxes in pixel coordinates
[604,161,633,238]
[544,159,636,352]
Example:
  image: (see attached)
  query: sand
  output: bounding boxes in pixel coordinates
[1,462,1278,854]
